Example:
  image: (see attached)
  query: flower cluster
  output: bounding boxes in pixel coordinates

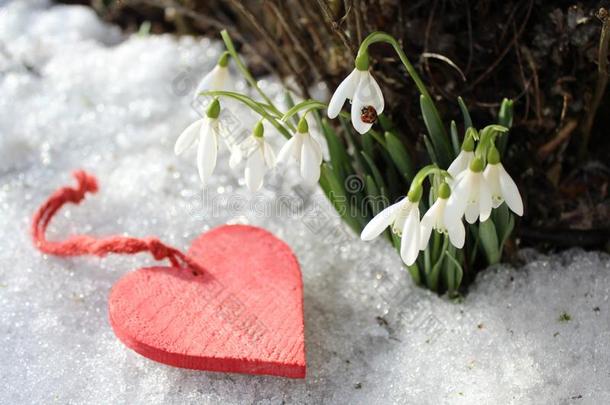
[172,29,524,291]
[174,52,324,192]
[360,129,523,266]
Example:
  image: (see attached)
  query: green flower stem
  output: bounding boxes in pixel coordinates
[220,30,283,118]
[474,125,508,163]
[410,164,450,193]
[200,90,292,139]
[281,100,328,123]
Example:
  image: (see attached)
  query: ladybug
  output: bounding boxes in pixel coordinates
[360,105,378,124]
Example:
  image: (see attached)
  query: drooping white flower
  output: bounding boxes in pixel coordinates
[174,99,222,185]
[194,52,232,98]
[447,150,474,180]
[419,183,465,250]
[447,136,475,180]
[242,122,275,192]
[444,158,492,224]
[327,54,384,134]
[277,118,323,185]
[361,187,422,266]
[483,147,523,216]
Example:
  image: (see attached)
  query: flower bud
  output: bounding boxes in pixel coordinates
[355,51,370,71]
[462,134,475,152]
[206,98,221,119]
[297,116,309,133]
[438,182,451,199]
[407,184,423,202]
[487,146,501,165]
[253,121,264,138]
[469,157,484,172]
[218,51,230,68]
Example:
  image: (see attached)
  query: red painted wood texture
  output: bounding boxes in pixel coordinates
[108,224,306,378]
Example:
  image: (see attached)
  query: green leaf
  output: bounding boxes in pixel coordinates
[364,175,381,213]
[339,115,368,174]
[360,151,388,198]
[319,164,362,232]
[384,131,415,182]
[364,175,392,241]
[498,98,514,128]
[497,98,514,155]
[377,113,395,132]
[444,247,464,295]
[420,95,451,167]
[457,96,473,129]
[362,132,375,159]
[426,236,448,292]
[479,219,501,264]
[408,263,422,285]
[493,204,515,252]
[450,120,460,157]
[423,135,439,165]
[319,117,351,182]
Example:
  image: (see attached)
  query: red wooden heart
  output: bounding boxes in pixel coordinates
[108,224,306,378]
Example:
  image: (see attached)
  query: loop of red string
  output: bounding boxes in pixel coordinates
[31,170,205,274]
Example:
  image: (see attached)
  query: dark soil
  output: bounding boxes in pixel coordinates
[59,0,610,252]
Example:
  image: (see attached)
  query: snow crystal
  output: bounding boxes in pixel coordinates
[1,1,609,404]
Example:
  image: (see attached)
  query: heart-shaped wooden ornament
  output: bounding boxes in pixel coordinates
[108,224,306,378]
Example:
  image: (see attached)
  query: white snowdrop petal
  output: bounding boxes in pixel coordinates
[300,135,322,185]
[196,124,217,184]
[419,221,434,251]
[419,201,440,251]
[484,164,503,209]
[245,148,265,191]
[309,134,324,164]
[479,176,493,222]
[174,119,203,155]
[229,145,242,169]
[350,94,373,134]
[194,68,216,96]
[213,66,232,91]
[400,208,420,266]
[444,178,468,224]
[356,72,385,114]
[464,202,479,224]
[277,136,299,164]
[448,150,474,179]
[263,141,276,168]
[447,220,465,249]
[499,165,524,216]
[360,200,403,241]
[327,69,360,119]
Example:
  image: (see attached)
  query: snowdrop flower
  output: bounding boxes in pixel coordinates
[277,117,323,185]
[447,136,475,180]
[327,52,384,134]
[242,121,276,192]
[444,158,492,224]
[483,147,523,216]
[194,52,232,98]
[174,98,222,185]
[361,186,422,266]
[419,183,465,250]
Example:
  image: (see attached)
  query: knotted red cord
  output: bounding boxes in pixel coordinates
[31,170,205,274]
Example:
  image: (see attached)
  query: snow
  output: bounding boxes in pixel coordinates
[1,1,609,404]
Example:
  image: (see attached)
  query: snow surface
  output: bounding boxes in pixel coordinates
[1,1,609,404]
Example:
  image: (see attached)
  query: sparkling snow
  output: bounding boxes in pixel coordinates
[1,1,609,404]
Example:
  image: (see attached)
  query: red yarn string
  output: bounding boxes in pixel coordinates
[31,170,205,274]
